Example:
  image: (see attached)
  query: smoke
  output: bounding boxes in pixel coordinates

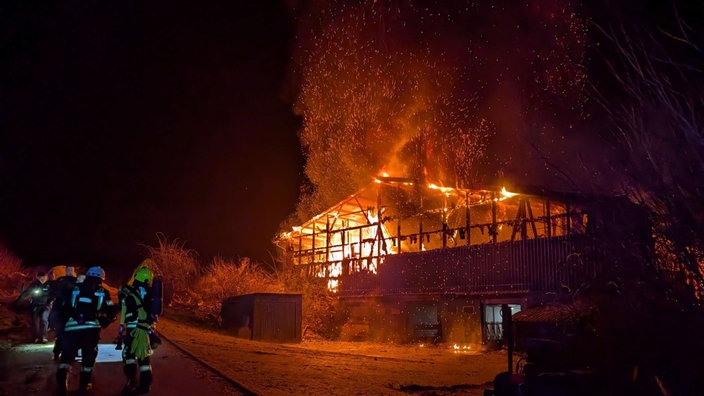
[288,0,587,214]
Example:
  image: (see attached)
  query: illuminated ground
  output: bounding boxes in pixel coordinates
[1,296,507,395]
[157,318,506,395]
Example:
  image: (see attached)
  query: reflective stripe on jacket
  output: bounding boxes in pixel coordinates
[65,286,110,332]
[120,286,151,331]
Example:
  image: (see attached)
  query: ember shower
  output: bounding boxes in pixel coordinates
[290,0,587,215]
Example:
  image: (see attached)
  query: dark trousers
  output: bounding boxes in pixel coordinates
[57,328,101,393]
[31,305,49,342]
[52,323,66,356]
[122,333,153,392]
[49,310,65,356]
[60,328,100,368]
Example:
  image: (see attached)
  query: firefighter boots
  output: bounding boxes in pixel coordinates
[134,370,152,394]
[56,367,68,396]
[122,363,138,394]
[78,370,93,393]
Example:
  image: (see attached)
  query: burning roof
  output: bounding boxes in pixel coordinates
[276,176,586,292]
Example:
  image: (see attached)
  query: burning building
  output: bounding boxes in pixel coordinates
[275,175,644,345]
[275,0,659,349]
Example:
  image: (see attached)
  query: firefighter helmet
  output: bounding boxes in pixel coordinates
[49,266,66,281]
[86,266,106,280]
[140,258,155,267]
[132,266,154,286]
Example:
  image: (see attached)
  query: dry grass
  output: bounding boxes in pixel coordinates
[199,257,283,299]
[0,248,28,348]
[191,257,283,321]
[144,236,347,339]
[144,233,199,294]
[0,248,25,296]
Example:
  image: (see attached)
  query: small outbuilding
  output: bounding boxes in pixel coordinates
[220,293,302,343]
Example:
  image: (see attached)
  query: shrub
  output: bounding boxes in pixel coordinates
[192,257,282,321]
[144,233,200,302]
[275,267,347,340]
[0,247,24,294]
[143,235,347,340]
[189,257,347,339]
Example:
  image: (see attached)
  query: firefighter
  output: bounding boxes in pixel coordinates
[119,263,159,395]
[16,271,51,343]
[56,266,116,395]
[48,265,78,361]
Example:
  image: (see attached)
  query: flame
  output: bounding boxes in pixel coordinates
[428,183,454,194]
[501,187,518,198]
[292,1,588,243]
[314,207,390,291]
[318,260,343,292]
[451,344,474,353]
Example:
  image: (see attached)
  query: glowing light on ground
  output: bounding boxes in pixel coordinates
[11,342,123,362]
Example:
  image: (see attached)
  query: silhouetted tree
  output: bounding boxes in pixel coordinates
[593,2,704,303]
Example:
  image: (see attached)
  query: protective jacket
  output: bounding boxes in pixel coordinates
[48,276,77,323]
[119,285,154,359]
[121,285,155,328]
[64,282,115,332]
[56,274,114,395]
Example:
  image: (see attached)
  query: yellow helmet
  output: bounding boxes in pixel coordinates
[140,258,155,269]
[131,266,154,286]
[49,266,66,280]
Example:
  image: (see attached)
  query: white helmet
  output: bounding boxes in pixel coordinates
[86,266,105,280]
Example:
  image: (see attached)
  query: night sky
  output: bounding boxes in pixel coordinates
[1,1,700,272]
[1,2,304,268]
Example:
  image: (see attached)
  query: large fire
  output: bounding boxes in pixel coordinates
[320,207,391,290]
[283,1,589,291]
[278,174,584,292]
[290,0,587,215]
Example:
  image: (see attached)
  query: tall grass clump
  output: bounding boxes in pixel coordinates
[142,234,346,339]
[144,233,199,303]
[193,257,282,321]
[0,247,24,294]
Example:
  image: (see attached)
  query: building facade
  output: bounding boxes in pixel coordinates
[276,176,638,344]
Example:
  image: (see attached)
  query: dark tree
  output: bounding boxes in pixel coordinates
[592,1,704,303]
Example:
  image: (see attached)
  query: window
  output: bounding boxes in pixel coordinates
[483,304,521,341]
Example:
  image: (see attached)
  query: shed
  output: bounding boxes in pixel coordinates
[221,293,302,343]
